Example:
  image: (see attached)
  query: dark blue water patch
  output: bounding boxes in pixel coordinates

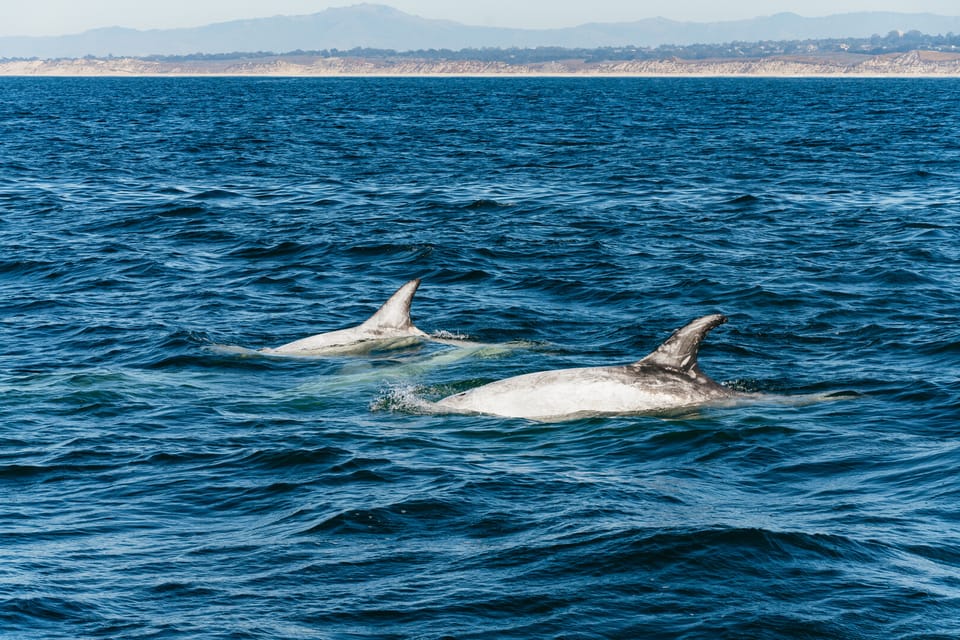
[1,76,959,640]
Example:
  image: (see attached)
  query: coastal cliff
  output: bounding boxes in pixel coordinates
[2,50,959,76]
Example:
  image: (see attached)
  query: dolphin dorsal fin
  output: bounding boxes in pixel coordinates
[360,279,422,330]
[634,314,727,373]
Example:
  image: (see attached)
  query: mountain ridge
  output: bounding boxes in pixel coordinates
[3,4,960,59]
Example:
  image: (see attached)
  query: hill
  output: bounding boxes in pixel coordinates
[3,4,960,59]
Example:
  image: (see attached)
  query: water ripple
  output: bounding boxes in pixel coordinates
[1,77,958,640]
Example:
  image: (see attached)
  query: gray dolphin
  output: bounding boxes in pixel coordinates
[261,279,428,356]
[432,314,738,420]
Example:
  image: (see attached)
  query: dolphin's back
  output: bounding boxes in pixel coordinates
[264,279,426,355]
[434,313,734,420]
[435,364,730,420]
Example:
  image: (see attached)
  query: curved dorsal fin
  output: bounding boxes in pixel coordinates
[360,279,422,330]
[634,314,727,372]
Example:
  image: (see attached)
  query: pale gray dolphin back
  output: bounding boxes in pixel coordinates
[262,278,427,355]
[432,313,736,420]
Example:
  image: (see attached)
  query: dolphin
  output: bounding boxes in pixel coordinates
[260,279,428,356]
[432,313,739,420]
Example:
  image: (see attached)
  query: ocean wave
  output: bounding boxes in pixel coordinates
[3,76,959,640]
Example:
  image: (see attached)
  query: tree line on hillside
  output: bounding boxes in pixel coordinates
[6,29,958,63]
[143,30,959,63]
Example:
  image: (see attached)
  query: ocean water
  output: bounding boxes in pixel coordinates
[1,76,959,639]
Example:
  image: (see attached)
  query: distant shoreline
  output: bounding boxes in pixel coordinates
[3,50,960,77]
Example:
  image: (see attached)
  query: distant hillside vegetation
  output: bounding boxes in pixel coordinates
[131,30,960,65]
[1,4,960,59]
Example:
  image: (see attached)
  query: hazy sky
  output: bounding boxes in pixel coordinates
[3,1,960,37]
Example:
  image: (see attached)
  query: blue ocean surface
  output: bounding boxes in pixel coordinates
[1,77,959,639]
